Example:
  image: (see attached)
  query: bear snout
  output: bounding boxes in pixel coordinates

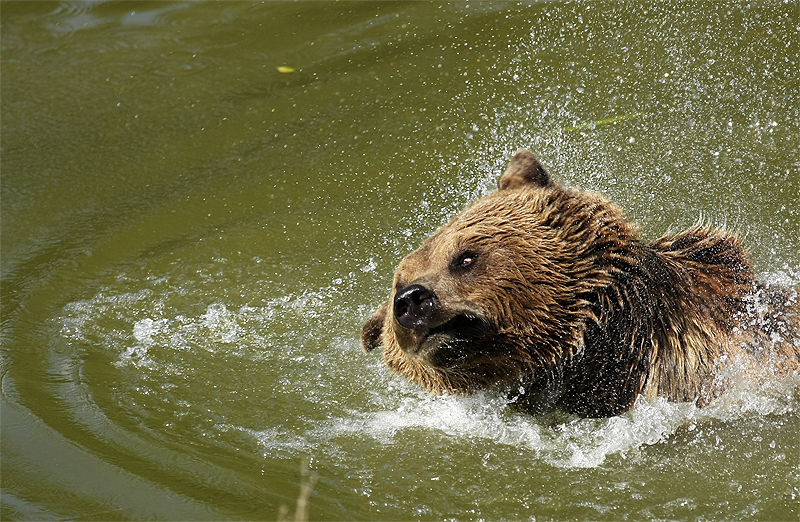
[393,284,436,331]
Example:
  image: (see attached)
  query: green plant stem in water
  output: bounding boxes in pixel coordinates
[564,112,644,132]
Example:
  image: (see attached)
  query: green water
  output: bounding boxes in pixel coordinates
[2,2,798,520]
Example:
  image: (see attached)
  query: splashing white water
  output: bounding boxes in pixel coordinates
[59,260,799,471]
[239,367,798,470]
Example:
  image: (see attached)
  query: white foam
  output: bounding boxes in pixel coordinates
[201,304,242,344]
[133,317,169,345]
[242,366,799,470]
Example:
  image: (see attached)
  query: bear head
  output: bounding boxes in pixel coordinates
[361,151,641,399]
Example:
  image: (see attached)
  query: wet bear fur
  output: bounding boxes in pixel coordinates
[362,150,800,417]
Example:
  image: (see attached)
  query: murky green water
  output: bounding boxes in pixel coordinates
[2,2,799,520]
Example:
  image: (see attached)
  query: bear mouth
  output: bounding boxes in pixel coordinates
[418,313,493,364]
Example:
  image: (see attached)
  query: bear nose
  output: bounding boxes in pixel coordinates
[393,284,435,331]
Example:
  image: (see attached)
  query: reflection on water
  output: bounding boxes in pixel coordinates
[2,1,799,520]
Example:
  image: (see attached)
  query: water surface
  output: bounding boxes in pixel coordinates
[2,2,799,520]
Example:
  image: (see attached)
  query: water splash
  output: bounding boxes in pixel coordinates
[58,251,799,473]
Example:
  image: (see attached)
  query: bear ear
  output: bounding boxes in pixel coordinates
[498,150,552,191]
[361,300,389,352]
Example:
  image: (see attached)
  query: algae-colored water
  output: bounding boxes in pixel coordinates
[2,2,798,520]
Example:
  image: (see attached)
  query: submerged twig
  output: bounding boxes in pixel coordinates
[278,459,318,522]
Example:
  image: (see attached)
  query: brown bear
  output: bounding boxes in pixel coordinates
[362,150,800,417]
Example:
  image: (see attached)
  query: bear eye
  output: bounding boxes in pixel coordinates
[452,251,479,270]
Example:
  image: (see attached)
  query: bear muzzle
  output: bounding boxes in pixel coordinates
[394,284,436,331]
[392,284,442,356]
[392,284,493,364]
